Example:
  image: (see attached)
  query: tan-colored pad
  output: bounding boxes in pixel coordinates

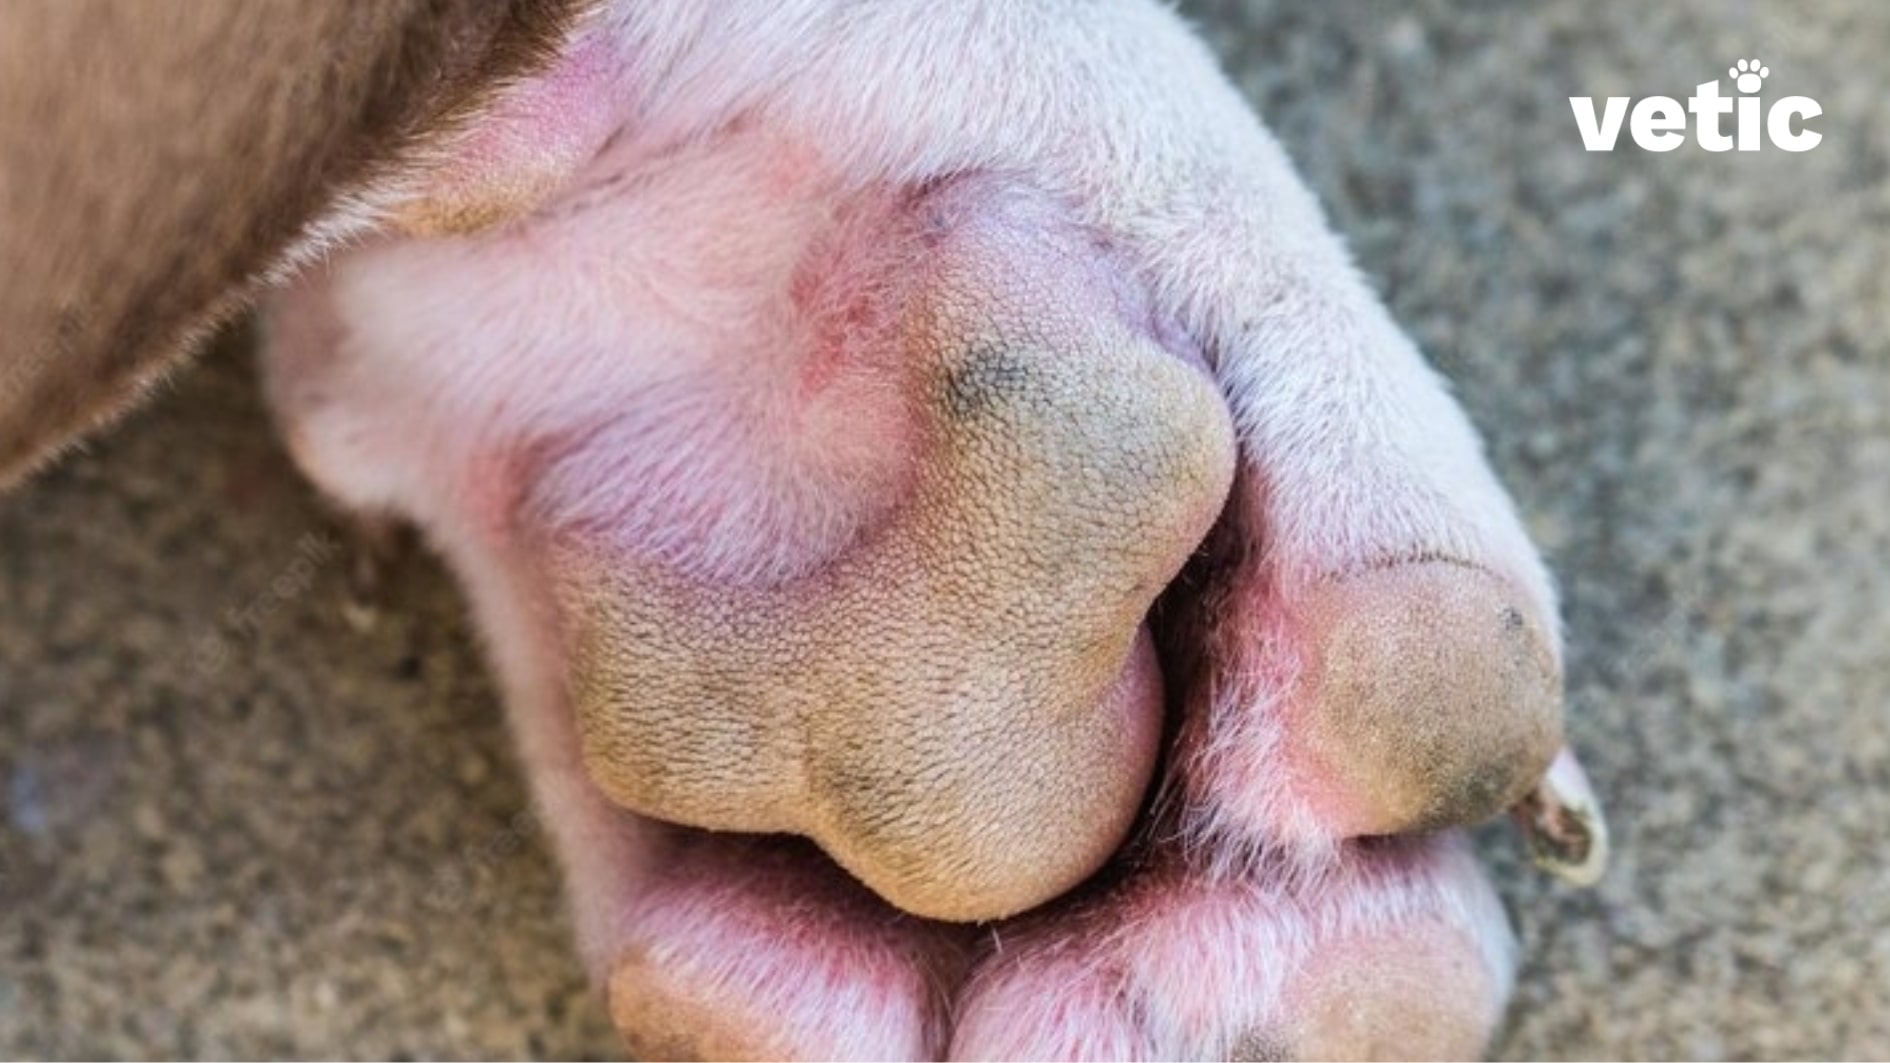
[1259,925,1499,1061]
[557,228,1236,921]
[1298,560,1563,836]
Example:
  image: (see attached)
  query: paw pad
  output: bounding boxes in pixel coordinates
[1731,58,1770,93]
[542,183,1237,921]
[1295,561,1563,837]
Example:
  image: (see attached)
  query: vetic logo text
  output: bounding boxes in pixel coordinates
[1570,58,1821,152]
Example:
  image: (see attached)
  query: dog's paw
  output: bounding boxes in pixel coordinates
[263,1,1605,1055]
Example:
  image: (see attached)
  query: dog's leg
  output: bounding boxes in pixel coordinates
[0,0,589,485]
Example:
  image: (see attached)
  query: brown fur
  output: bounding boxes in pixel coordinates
[0,0,592,486]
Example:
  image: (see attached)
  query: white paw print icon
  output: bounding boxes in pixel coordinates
[1731,58,1770,93]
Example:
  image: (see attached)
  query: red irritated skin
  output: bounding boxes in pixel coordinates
[264,1,1607,1057]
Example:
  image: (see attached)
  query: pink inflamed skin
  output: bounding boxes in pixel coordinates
[263,1,1608,1057]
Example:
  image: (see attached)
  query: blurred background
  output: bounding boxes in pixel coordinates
[3,0,1887,1057]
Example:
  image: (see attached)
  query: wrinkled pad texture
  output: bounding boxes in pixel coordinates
[2,0,1888,1056]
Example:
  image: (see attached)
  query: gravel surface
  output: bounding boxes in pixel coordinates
[3,1,1886,1057]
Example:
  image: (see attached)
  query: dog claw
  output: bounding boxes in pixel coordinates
[1512,747,1608,887]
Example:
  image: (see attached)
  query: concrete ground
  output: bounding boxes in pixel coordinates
[3,1,1887,1057]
